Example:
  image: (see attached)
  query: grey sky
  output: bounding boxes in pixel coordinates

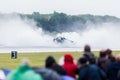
[0,0,120,17]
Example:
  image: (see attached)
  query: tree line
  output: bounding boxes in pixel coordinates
[1,12,120,33]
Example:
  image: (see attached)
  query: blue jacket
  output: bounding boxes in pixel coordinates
[107,62,120,80]
[89,64,106,80]
[78,64,106,80]
[61,75,75,80]
[78,65,89,80]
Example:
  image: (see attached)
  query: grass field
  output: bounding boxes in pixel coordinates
[0,51,120,69]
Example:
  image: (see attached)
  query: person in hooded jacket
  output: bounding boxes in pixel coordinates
[62,53,78,79]
[6,58,43,80]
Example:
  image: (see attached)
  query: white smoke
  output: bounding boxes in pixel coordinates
[0,15,120,50]
[0,15,54,47]
[57,23,120,49]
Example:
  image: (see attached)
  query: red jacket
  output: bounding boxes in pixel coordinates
[63,54,78,78]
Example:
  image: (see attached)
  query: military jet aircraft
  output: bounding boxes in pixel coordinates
[53,36,73,44]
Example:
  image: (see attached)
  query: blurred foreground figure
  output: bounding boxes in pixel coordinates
[78,57,106,80]
[97,50,108,72]
[6,58,43,80]
[45,56,66,76]
[106,49,115,62]
[117,70,120,80]
[62,54,78,79]
[33,67,62,80]
[83,45,95,63]
[0,70,6,80]
[0,68,11,80]
[107,54,120,80]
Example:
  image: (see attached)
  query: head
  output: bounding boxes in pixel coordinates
[99,50,107,58]
[21,58,31,66]
[84,45,91,52]
[45,56,56,68]
[116,54,120,63]
[64,54,74,63]
[106,49,112,56]
[89,58,96,64]
[78,56,87,67]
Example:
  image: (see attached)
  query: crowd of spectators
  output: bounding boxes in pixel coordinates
[1,45,120,80]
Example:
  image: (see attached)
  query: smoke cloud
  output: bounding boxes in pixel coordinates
[0,15,120,50]
[57,23,120,49]
[0,15,54,47]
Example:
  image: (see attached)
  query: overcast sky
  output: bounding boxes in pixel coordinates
[0,0,120,17]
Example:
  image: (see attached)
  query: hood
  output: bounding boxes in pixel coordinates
[17,65,31,73]
[64,54,74,63]
[6,65,43,80]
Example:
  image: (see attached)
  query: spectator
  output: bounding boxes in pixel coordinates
[78,56,106,80]
[33,67,62,80]
[97,57,107,72]
[117,70,120,80]
[107,54,120,80]
[2,68,11,76]
[78,56,89,80]
[62,53,78,79]
[6,58,43,80]
[45,56,66,76]
[99,50,107,58]
[83,45,95,63]
[106,49,116,62]
[98,50,109,72]
[89,58,107,80]
[62,75,76,80]
[0,70,6,80]
[33,67,75,80]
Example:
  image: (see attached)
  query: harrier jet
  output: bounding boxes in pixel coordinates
[53,36,73,44]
